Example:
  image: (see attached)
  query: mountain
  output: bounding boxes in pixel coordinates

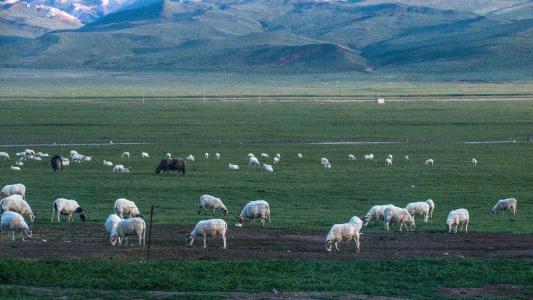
[1,0,532,76]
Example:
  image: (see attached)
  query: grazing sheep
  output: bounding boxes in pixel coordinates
[113,164,125,172]
[325,223,361,253]
[186,154,195,163]
[297,153,303,159]
[471,158,477,166]
[237,200,271,227]
[425,159,434,166]
[491,198,517,215]
[348,154,356,161]
[446,209,469,233]
[199,194,228,216]
[61,157,70,166]
[404,155,409,160]
[204,152,209,159]
[110,217,146,246]
[215,153,220,160]
[363,204,393,226]
[10,166,21,171]
[228,163,239,170]
[51,198,86,223]
[105,214,122,235]
[122,152,130,159]
[263,163,273,172]
[186,219,227,249]
[15,161,23,166]
[249,156,260,166]
[1,183,26,200]
[71,152,85,163]
[155,158,186,175]
[69,150,78,156]
[24,149,35,158]
[0,152,10,160]
[0,211,32,241]
[320,157,331,168]
[36,152,49,157]
[384,206,416,231]
[385,158,393,166]
[32,156,42,161]
[405,202,431,223]
[425,199,435,218]
[141,152,150,159]
[273,157,280,164]
[51,155,63,174]
[0,195,34,222]
[261,153,269,159]
[103,160,113,167]
[364,154,374,161]
[114,198,142,219]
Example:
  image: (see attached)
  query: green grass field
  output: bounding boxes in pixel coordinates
[0,98,532,298]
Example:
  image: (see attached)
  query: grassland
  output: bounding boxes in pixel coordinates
[0,97,532,298]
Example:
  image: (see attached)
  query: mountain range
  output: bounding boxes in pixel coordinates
[1,0,532,76]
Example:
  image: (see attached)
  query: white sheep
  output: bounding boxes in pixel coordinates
[297,153,303,159]
[0,195,34,222]
[105,214,122,236]
[110,217,146,246]
[71,152,85,163]
[0,211,32,241]
[385,158,393,166]
[122,152,130,159]
[238,200,271,227]
[70,150,78,156]
[325,223,361,253]
[84,156,92,161]
[425,159,434,166]
[249,156,260,166]
[228,163,239,170]
[364,154,374,161]
[204,152,209,159]
[263,163,273,172]
[10,166,21,171]
[215,153,220,160]
[0,152,10,160]
[425,199,435,218]
[275,153,281,159]
[141,152,150,159]
[348,216,363,229]
[51,198,86,223]
[32,156,42,161]
[113,164,125,172]
[405,202,431,223]
[61,158,70,166]
[199,194,228,215]
[446,209,469,233]
[114,198,142,218]
[404,155,409,160]
[165,153,172,159]
[320,158,331,168]
[363,204,393,226]
[186,219,227,249]
[24,149,35,157]
[248,153,255,158]
[16,161,23,166]
[1,183,26,200]
[261,153,269,159]
[387,154,393,161]
[37,152,49,157]
[273,157,280,164]
[471,158,477,166]
[186,154,195,163]
[103,160,113,167]
[384,206,416,231]
[348,154,356,161]
[491,198,517,215]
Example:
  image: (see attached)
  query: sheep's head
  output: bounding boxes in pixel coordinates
[325,240,332,252]
[110,234,119,246]
[23,228,32,239]
[29,213,35,223]
[222,207,229,216]
[186,234,194,247]
[237,215,244,225]
[75,207,86,222]
[491,207,496,213]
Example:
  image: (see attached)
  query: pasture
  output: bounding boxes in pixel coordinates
[0,98,532,298]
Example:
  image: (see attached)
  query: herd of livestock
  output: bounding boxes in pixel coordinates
[0,148,519,254]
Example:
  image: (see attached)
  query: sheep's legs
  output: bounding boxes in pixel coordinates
[465,221,468,233]
[222,234,226,249]
[202,234,207,248]
[334,242,339,251]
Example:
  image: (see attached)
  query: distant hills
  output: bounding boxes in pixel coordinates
[1,0,532,76]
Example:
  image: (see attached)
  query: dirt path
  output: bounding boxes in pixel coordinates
[1,224,532,260]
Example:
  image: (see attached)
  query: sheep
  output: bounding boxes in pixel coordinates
[325,223,361,253]
[275,153,281,159]
[70,150,78,156]
[110,217,146,246]
[10,166,21,171]
[348,216,363,229]
[215,153,220,160]
[471,158,477,166]
[249,156,260,166]
[248,153,255,158]
[24,149,35,158]
[155,158,185,175]
[320,158,331,168]
[165,153,172,159]
[1,183,26,200]
[228,163,239,170]
[83,156,92,162]
[348,154,356,161]
[297,153,303,159]
[322,161,331,168]
[385,158,393,166]
[261,153,269,159]
[186,154,195,163]
[387,154,393,161]
[114,198,142,218]
[405,202,431,223]
[71,152,85,163]
[237,200,271,227]
[122,152,130,159]
[425,199,435,218]
[61,157,70,166]
[384,206,416,231]
[491,198,517,215]
[36,152,49,157]
[425,159,434,166]
[199,194,228,216]
[263,163,273,172]
[32,156,42,161]
[204,152,209,159]
[103,160,113,167]
[364,154,374,161]
[105,214,122,235]
[0,195,34,222]
[404,155,409,160]
[446,209,469,233]
[113,164,125,172]
[0,152,10,160]
[141,152,150,159]
[51,198,86,223]
[186,219,227,249]
[363,204,393,226]
[16,161,23,166]
[0,211,32,241]
[273,157,280,164]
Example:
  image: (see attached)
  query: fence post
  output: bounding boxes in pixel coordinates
[146,205,154,259]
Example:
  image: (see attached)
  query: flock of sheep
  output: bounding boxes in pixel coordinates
[0,149,519,255]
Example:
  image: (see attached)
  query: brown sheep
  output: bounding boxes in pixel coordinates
[51,155,63,174]
[155,158,186,175]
